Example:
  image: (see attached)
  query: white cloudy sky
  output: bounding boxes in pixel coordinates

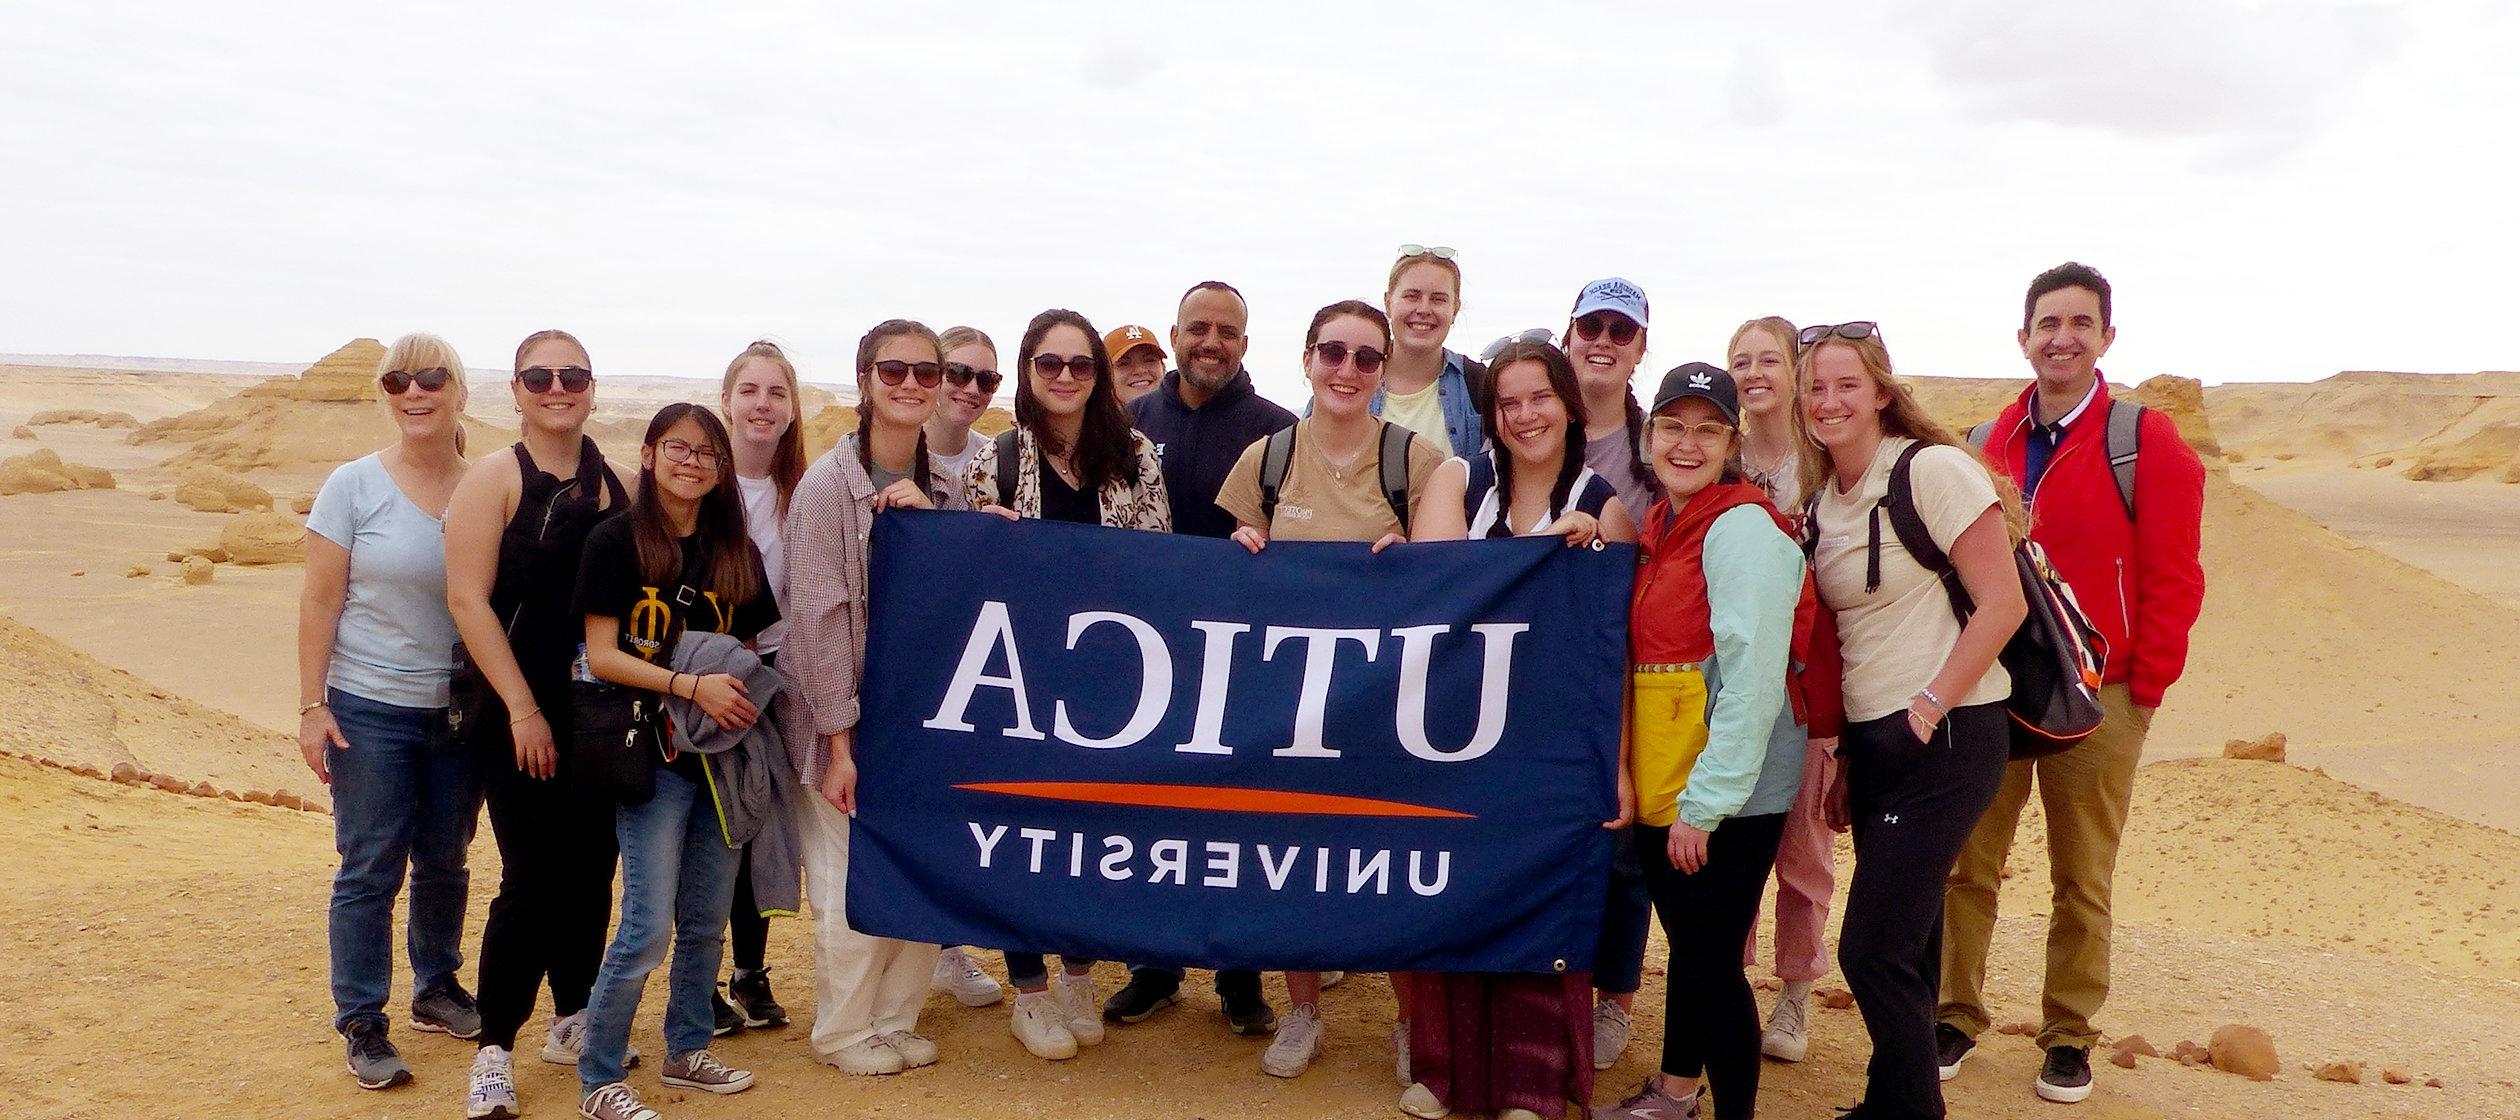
[4,0,2513,404]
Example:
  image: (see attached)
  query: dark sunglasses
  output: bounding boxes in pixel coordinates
[871,360,943,388]
[943,362,1002,393]
[379,367,451,395]
[1030,354,1098,381]
[517,365,594,393]
[1798,322,1880,348]
[1571,313,1642,346]
[1308,340,1387,375]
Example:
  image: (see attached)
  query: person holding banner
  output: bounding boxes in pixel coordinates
[1797,322,2025,1120]
[781,320,966,1077]
[961,308,1171,1060]
[1728,315,1841,1065]
[571,403,779,1120]
[1403,338,1637,1120]
[1216,299,1447,1079]
[1595,363,1813,1120]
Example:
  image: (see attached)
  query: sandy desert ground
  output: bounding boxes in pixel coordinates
[2,343,2514,1119]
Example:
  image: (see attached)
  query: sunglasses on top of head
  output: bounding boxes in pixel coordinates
[944,362,1002,393]
[1397,243,1457,260]
[379,367,451,395]
[1797,322,1880,348]
[871,360,943,388]
[1571,313,1642,346]
[1308,340,1387,374]
[1030,354,1098,381]
[517,365,593,393]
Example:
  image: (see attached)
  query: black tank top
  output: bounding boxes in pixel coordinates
[488,436,626,690]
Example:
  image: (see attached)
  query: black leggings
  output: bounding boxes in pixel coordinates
[1837,702,2009,1120]
[1640,813,1787,1120]
[728,857,767,973]
[473,702,620,1051]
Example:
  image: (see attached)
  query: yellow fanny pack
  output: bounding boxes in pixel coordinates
[1630,665,1710,829]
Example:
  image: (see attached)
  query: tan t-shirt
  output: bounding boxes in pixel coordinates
[1216,419,1448,542]
[1377,379,1454,458]
[1812,437,2011,722]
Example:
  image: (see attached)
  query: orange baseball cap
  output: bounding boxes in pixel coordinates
[1104,324,1166,361]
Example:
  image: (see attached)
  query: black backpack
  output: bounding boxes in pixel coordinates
[1816,442,2112,759]
[1258,421,1416,534]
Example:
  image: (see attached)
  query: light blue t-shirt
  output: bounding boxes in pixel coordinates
[307,453,460,709]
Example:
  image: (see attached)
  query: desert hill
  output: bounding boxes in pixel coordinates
[126,340,510,477]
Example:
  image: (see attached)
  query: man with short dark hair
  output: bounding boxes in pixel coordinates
[1110,280,1295,1032]
[1935,262,2205,1105]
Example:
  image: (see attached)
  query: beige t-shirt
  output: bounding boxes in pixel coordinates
[1216,420,1448,542]
[1812,437,2011,722]
[1378,379,1454,459]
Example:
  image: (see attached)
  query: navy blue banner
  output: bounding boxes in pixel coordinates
[846,510,1631,974]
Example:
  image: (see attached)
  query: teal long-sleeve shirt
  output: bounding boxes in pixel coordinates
[1675,505,1806,833]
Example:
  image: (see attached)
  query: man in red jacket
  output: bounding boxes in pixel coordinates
[1933,262,2206,1105]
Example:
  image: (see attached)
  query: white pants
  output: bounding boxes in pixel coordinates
[791,782,940,1059]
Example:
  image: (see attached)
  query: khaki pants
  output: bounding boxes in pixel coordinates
[792,782,940,1060]
[1937,684,2151,1050]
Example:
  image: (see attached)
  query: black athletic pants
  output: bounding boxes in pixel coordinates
[1639,813,1788,1120]
[1837,702,2009,1120]
[473,692,622,1051]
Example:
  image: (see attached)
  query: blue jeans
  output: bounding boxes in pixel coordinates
[326,687,479,1030]
[579,766,740,1091]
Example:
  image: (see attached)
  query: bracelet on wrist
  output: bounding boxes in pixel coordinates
[1915,687,1949,718]
[298,700,327,715]
[509,706,541,726]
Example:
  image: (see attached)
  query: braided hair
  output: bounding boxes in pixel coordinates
[853,319,937,499]
[1478,341,1592,537]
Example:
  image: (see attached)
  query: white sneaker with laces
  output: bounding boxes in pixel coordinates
[1262,1006,1323,1078]
[828,1034,906,1076]
[1011,995,1079,1060]
[1761,983,1811,1063]
[541,1012,638,1069]
[577,1082,659,1120]
[466,1046,518,1120]
[933,946,1006,1008]
[1055,971,1105,1047]
[1592,999,1633,1071]
[879,1030,940,1068]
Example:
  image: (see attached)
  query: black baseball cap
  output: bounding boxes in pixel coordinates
[1649,362,1740,426]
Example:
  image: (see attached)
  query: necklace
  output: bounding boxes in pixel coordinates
[1311,425,1368,480]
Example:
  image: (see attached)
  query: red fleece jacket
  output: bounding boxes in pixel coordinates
[1979,374,2206,708]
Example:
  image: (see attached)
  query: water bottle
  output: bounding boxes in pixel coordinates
[571,643,595,683]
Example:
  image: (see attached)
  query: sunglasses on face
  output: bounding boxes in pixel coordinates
[943,362,1002,393]
[656,437,721,469]
[1308,340,1387,375]
[1572,313,1642,347]
[871,360,943,388]
[379,367,450,395]
[1648,417,1736,445]
[517,365,594,393]
[1397,243,1457,260]
[1030,354,1098,381]
[1798,322,1881,348]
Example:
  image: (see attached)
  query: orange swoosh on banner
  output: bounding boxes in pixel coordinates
[952,781,1474,820]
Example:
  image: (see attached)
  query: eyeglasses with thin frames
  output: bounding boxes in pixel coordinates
[656,437,721,469]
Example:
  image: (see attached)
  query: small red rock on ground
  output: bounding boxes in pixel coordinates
[2313,1060,2365,1084]
[1816,987,1855,1010]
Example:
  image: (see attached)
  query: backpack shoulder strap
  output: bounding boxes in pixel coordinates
[993,429,1021,509]
[1798,492,1821,559]
[2105,400,2144,520]
[1378,422,1415,534]
[1966,420,1994,451]
[1882,441,1974,622]
[1257,426,1298,525]
[1463,452,1498,523]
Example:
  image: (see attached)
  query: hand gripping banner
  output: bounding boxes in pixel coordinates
[846,510,1632,974]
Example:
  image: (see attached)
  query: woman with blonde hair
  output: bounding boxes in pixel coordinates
[299,334,477,1092]
[1797,323,2025,1120]
[929,326,1000,485]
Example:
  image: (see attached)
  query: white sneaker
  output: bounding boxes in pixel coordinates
[1055,971,1105,1047]
[466,1046,518,1120]
[1321,970,1347,988]
[1011,995,1079,1060]
[1592,999,1632,1071]
[1261,1006,1322,1078]
[932,946,1005,1008]
[1400,1081,1450,1119]
[540,1012,638,1069]
[828,1034,906,1076]
[879,1030,939,1068]
[1761,983,1811,1063]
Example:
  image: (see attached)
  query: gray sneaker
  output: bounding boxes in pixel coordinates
[412,981,484,1040]
[1589,1076,1700,1119]
[578,1081,659,1120]
[343,1019,412,1089]
[1592,999,1633,1070]
[661,1049,755,1095]
[541,1011,639,1069]
[1761,984,1811,1063]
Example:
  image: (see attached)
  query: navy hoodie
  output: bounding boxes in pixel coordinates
[1128,367,1297,539]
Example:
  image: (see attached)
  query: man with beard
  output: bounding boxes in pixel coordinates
[1110,279,1295,1032]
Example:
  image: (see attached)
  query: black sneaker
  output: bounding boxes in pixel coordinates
[411,980,483,1039]
[343,1019,412,1089]
[1102,970,1182,1024]
[1222,987,1278,1036]
[2035,1045,2095,1103]
[712,985,744,1038]
[729,968,788,1029]
[1935,1022,1976,1082]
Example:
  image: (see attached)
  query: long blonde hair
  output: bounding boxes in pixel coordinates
[1792,333,2029,542]
[376,333,469,455]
